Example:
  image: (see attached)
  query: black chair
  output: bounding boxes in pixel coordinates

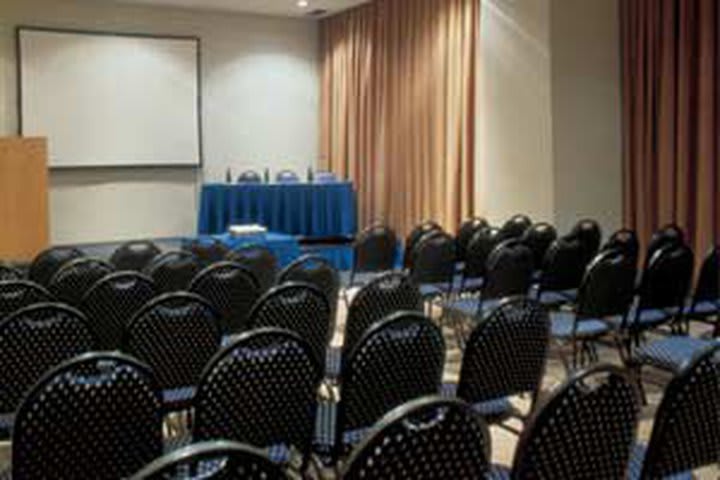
[455,217,489,264]
[0,265,21,281]
[684,245,719,334]
[145,250,202,293]
[12,353,163,479]
[550,249,636,370]
[48,257,115,306]
[226,245,278,294]
[278,255,340,323]
[521,222,558,270]
[110,240,162,271]
[534,237,586,307]
[0,303,93,436]
[498,365,639,479]
[331,312,445,456]
[403,220,442,269]
[602,228,640,263]
[132,441,290,480]
[28,246,84,286]
[454,297,550,427]
[644,223,685,271]
[340,397,492,479]
[347,223,398,287]
[276,170,300,183]
[0,280,53,319]
[124,292,222,410]
[189,261,260,335]
[408,230,456,302]
[194,329,322,466]
[459,226,503,293]
[628,344,720,479]
[81,271,158,350]
[186,238,230,266]
[247,282,331,367]
[566,218,602,265]
[237,170,262,184]
[499,214,532,239]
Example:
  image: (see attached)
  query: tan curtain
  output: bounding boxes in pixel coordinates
[621,0,720,258]
[320,0,479,236]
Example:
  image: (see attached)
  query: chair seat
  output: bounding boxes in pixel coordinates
[445,298,481,317]
[442,383,513,422]
[538,290,575,307]
[419,283,449,298]
[685,300,719,316]
[0,412,14,439]
[607,307,673,330]
[457,275,484,293]
[487,466,511,480]
[162,386,197,410]
[633,336,719,374]
[314,400,336,452]
[325,347,342,379]
[550,311,610,338]
[627,444,692,480]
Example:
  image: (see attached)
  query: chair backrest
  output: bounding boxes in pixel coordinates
[110,240,162,271]
[538,237,587,292]
[194,329,322,456]
[0,265,21,281]
[637,243,694,312]
[0,280,53,319]
[456,217,489,262]
[131,441,289,480]
[576,249,637,320]
[639,344,720,479]
[48,257,115,306]
[339,312,445,434]
[458,297,550,406]
[28,246,84,286]
[81,272,158,350]
[404,221,442,268]
[482,239,534,302]
[275,170,300,183]
[567,218,602,264]
[409,231,456,286]
[645,223,685,270]
[464,226,503,279]
[278,255,340,321]
[344,272,423,355]
[124,293,222,391]
[602,228,640,263]
[341,397,491,479]
[499,214,532,240]
[237,170,262,184]
[12,353,163,479]
[247,282,331,366]
[521,222,558,269]
[0,303,93,413]
[189,261,260,335]
[314,170,338,183]
[352,223,398,274]
[226,245,278,294]
[144,250,202,293]
[511,365,639,479]
[692,246,719,306]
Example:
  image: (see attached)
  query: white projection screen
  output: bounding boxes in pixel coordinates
[18,27,201,168]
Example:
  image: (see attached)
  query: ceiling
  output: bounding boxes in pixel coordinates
[112,0,370,18]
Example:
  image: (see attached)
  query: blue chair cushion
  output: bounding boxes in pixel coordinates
[627,444,693,480]
[445,298,481,317]
[487,466,511,480]
[685,300,719,316]
[315,400,336,451]
[539,290,574,307]
[471,397,514,419]
[633,336,719,373]
[162,386,196,408]
[457,275,484,293]
[551,311,610,338]
[326,347,342,379]
[607,308,672,329]
[419,283,448,298]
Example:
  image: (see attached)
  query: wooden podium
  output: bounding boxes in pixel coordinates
[0,137,49,262]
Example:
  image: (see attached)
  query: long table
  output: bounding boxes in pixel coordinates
[197,182,357,238]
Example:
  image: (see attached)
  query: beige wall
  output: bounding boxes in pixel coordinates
[0,0,319,244]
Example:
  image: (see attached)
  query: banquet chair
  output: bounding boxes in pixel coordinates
[275,170,300,184]
[0,280,53,319]
[0,303,93,438]
[493,365,639,479]
[403,220,442,269]
[28,245,84,286]
[644,223,685,271]
[110,240,162,271]
[124,292,222,411]
[684,245,720,335]
[186,238,230,266]
[452,297,550,430]
[226,245,278,294]
[80,271,157,350]
[48,257,115,306]
[601,228,640,263]
[499,214,532,240]
[145,250,202,293]
[521,222,557,271]
[566,218,602,266]
[194,329,321,469]
[314,170,338,183]
[189,261,259,335]
[237,169,262,184]
[455,217,489,266]
[0,265,21,281]
[247,282,331,368]
[340,397,492,480]
[628,344,720,480]
[132,441,290,480]
[11,353,163,479]
[533,237,586,307]
[324,312,444,459]
[278,255,339,325]
[458,225,503,294]
[346,223,398,289]
[408,230,456,307]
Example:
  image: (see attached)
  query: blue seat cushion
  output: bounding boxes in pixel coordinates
[419,283,448,298]
[633,336,719,373]
[325,347,342,379]
[315,400,336,451]
[627,444,693,480]
[445,298,481,317]
[607,308,672,329]
[487,466,511,480]
[685,300,719,316]
[551,311,610,338]
[539,290,574,307]
[163,386,196,408]
[471,397,514,419]
[457,276,484,292]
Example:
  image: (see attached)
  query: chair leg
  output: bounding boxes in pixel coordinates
[633,365,648,406]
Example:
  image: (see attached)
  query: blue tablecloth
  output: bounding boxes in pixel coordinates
[198,183,357,238]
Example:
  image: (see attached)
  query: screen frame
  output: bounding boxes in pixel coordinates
[16,25,203,170]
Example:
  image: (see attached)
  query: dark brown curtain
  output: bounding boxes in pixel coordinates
[320,0,479,236]
[621,0,720,259]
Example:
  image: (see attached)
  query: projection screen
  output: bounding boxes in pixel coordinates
[18,27,201,168]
